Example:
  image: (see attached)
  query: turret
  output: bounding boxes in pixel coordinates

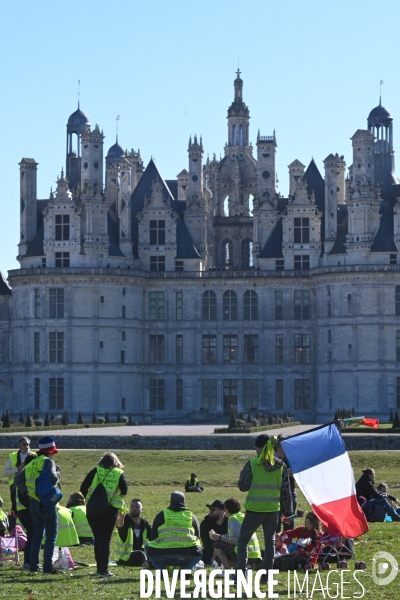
[288,160,305,197]
[323,153,346,254]
[350,129,374,186]
[18,158,38,258]
[118,158,132,257]
[227,70,250,147]
[81,124,104,192]
[367,103,398,188]
[188,135,204,198]
[257,130,277,202]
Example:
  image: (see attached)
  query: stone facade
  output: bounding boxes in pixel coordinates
[1,72,400,423]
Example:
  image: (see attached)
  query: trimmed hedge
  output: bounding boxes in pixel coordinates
[214,421,301,434]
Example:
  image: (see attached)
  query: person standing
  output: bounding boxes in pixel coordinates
[80,452,128,577]
[3,436,36,514]
[237,434,293,579]
[200,500,228,565]
[115,498,152,566]
[15,436,61,575]
[146,491,202,570]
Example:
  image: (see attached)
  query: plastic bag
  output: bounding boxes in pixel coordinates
[52,546,75,570]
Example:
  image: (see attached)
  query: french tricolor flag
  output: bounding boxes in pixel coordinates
[280,424,368,538]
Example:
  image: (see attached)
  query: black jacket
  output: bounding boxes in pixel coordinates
[355,474,385,502]
[200,514,228,564]
[80,467,128,498]
[117,514,152,550]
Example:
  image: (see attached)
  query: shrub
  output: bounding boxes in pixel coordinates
[246,412,252,423]
[97,417,105,424]
[62,412,68,426]
[389,409,394,423]
[84,424,90,428]
[229,411,238,429]
[64,411,70,424]
[252,418,259,427]
[116,411,121,423]
[44,413,50,427]
[50,418,62,425]
[25,413,32,427]
[3,410,10,428]
[238,411,244,420]
[0,421,3,428]
[1,411,4,422]
[50,414,55,421]
[76,411,83,425]
[104,411,110,424]
[34,419,44,427]
[120,416,128,424]
[128,413,133,425]
[268,412,273,425]
[392,410,400,430]
[235,419,246,429]
[92,412,97,425]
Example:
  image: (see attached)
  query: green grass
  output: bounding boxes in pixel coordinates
[0,449,399,598]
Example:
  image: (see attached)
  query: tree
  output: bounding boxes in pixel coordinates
[44,413,50,426]
[268,412,273,425]
[389,409,394,423]
[76,411,83,425]
[3,410,10,428]
[62,412,68,426]
[246,412,252,423]
[19,411,24,424]
[64,411,69,424]
[50,414,54,422]
[104,411,110,424]
[25,413,32,427]
[128,413,133,425]
[116,411,121,423]
[92,411,97,425]
[229,410,237,430]
[392,410,400,430]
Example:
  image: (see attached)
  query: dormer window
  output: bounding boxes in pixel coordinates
[294,217,309,243]
[55,215,70,241]
[150,220,165,245]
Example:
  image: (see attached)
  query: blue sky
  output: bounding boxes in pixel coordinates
[0,0,398,272]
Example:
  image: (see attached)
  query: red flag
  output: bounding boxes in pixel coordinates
[361,418,379,429]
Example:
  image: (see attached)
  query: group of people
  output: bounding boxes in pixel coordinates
[355,467,400,522]
[3,432,397,579]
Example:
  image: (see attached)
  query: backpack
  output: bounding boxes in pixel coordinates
[36,458,63,508]
[86,471,111,515]
[364,502,386,522]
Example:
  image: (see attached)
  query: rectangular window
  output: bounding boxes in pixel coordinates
[202,335,217,364]
[150,379,165,410]
[121,350,125,364]
[276,379,283,410]
[49,332,64,363]
[42,258,46,267]
[244,379,258,410]
[244,335,258,364]
[176,379,183,410]
[55,252,70,267]
[149,335,165,365]
[397,377,400,408]
[275,259,284,271]
[276,334,283,364]
[294,217,310,243]
[202,379,217,410]
[122,305,126,319]
[149,220,165,245]
[149,292,165,321]
[122,398,126,410]
[34,332,40,363]
[328,329,332,343]
[49,289,64,318]
[396,331,400,362]
[122,287,126,296]
[150,256,165,272]
[244,291,258,321]
[294,290,310,320]
[295,378,310,409]
[396,286,400,316]
[223,335,237,364]
[175,260,184,272]
[390,254,397,265]
[223,379,238,413]
[327,302,331,317]
[275,291,283,320]
[122,331,126,341]
[294,255,310,270]
[49,377,64,409]
[348,294,352,315]
[176,292,183,320]
[34,289,41,318]
[55,214,70,241]
[176,335,183,365]
[100,341,103,348]
[34,378,40,409]
[328,350,332,363]
[294,333,310,364]
[100,296,105,303]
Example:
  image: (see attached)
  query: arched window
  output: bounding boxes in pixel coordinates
[241,239,253,268]
[223,290,237,321]
[223,196,230,217]
[233,125,237,146]
[244,290,258,321]
[202,291,217,321]
[223,239,233,267]
[239,125,243,146]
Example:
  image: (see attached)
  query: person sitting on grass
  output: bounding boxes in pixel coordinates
[274,511,323,571]
[210,498,261,571]
[115,498,152,566]
[275,533,289,556]
[185,473,203,493]
[377,483,399,509]
[200,500,228,565]
[356,468,400,522]
[66,492,94,545]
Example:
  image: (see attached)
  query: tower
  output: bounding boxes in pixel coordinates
[288,160,305,196]
[18,158,38,258]
[256,130,277,202]
[80,124,105,192]
[367,103,398,189]
[323,153,346,254]
[227,70,250,147]
[187,135,204,198]
[118,158,132,258]
[66,106,90,191]
[350,129,374,186]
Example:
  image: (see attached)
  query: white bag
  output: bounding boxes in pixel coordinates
[52,546,75,570]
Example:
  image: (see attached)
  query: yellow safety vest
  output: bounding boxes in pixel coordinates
[71,505,92,538]
[186,477,199,487]
[24,455,48,502]
[228,512,261,558]
[55,506,79,547]
[148,509,200,550]
[244,457,282,513]
[8,451,37,486]
[0,509,7,526]
[86,466,124,509]
[115,518,148,561]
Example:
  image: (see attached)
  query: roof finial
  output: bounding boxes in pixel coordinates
[380,80,384,105]
[236,67,241,79]
[116,115,120,143]
[78,79,80,109]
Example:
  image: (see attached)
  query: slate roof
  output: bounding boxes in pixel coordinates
[25,200,47,258]
[329,206,348,255]
[0,271,11,295]
[371,196,397,252]
[258,217,284,259]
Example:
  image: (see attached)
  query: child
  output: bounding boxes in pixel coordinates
[274,511,323,570]
[275,534,289,556]
[377,483,399,509]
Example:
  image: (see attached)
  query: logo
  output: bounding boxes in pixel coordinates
[372,551,398,586]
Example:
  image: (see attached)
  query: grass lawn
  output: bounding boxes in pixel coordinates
[0,449,399,598]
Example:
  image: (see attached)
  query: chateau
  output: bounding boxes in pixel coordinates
[1,71,400,422]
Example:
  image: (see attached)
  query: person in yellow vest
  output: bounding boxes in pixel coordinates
[80,452,128,578]
[237,434,293,581]
[185,473,203,493]
[66,492,94,545]
[146,491,202,570]
[3,436,36,514]
[55,505,79,547]
[0,496,9,567]
[210,498,261,570]
[115,498,152,566]
[15,435,61,575]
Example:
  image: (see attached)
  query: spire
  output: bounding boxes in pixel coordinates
[234,69,243,101]
[78,79,80,109]
[380,79,384,105]
[116,115,120,143]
